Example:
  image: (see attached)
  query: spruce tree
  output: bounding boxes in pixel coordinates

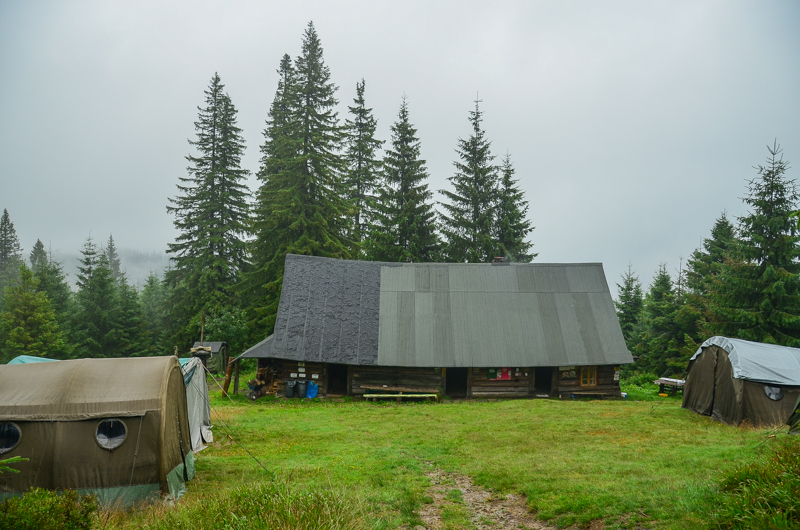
[105,234,122,284]
[495,154,536,262]
[73,237,120,357]
[707,143,800,345]
[140,272,168,355]
[367,97,439,262]
[0,264,66,362]
[0,209,23,309]
[686,212,736,298]
[166,73,250,347]
[440,100,499,262]
[635,264,680,376]
[344,79,383,246]
[244,23,353,336]
[28,239,74,352]
[115,275,148,357]
[615,264,644,351]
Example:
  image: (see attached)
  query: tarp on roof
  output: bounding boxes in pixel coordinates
[689,336,800,386]
[240,254,633,367]
[0,357,176,421]
[7,355,58,364]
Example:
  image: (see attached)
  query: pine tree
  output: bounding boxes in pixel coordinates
[244,23,353,336]
[0,209,23,309]
[495,154,535,262]
[166,73,251,347]
[615,264,644,351]
[140,272,168,355]
[344,79,383,246]
[440,100,499,263]
[28,239,74,352]
[0,264,66,362]
[105,234,122,284]
[367,97,439,262]
[707,142,800,345]
[73,238,120,357]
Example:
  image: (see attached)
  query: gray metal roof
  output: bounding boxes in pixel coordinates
[192,341,226,353]
[240,254,633,367]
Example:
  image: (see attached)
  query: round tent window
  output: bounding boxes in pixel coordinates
[95,419,127,450]
[0,423,21,455]
[764,386,783,401]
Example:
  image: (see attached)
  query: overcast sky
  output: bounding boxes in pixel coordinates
[1,1,799,293]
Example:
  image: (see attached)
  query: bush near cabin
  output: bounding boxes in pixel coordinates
[0,488,98,530]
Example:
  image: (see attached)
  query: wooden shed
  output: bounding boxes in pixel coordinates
[238,255,633,399]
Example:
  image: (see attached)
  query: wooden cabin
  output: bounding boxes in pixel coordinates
[239,255,632,399]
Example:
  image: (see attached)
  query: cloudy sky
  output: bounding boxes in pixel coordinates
[1,1,799,293]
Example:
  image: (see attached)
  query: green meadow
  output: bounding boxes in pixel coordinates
[96,375,798,530]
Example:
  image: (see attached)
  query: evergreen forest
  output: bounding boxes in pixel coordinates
[0,23,534,363]
[0,24,796,379]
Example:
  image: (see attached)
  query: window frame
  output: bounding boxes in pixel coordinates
[0,422,22,455]
[95,418,128,451]
[580,366,597,387]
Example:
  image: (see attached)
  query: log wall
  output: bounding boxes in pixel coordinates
[350,366,443,395]
[272,359,327,396]
[555,365,621,398]
[468,367,533,398]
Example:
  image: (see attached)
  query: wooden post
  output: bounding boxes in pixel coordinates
[221,360,235,397]
[233,360,240,395]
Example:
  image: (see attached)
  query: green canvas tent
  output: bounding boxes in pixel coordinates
[683,337,800,427]
[789,395,800,435]
[0,356,194,506]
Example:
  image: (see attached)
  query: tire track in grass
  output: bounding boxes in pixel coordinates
[417,462,555,530]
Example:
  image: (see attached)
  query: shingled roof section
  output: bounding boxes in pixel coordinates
[240,254,633,367]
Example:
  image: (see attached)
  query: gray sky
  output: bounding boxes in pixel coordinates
[1,1,799,293]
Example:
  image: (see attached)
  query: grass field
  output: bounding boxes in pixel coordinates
[108,376,794,530]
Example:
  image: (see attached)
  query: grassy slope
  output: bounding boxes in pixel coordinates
[114,379,787,530]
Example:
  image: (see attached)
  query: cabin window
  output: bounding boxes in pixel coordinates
[580,366,597,387]
[0,422,21,455]
[95,419,127,450]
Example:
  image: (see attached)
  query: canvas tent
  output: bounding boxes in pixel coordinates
[788,395,800,435]
[683,336,800,427]
[239,254,633,399]
[0,356,194,506]
[179,357,213,451]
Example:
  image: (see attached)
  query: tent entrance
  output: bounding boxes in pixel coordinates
[446,368,469,398]
[327,363,348,395]
[534,367,553,395]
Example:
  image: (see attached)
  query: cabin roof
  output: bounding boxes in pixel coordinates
[241,254,633,368]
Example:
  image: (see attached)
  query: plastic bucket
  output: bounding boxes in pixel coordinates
[296,380,309,398]
[284,379,296,398]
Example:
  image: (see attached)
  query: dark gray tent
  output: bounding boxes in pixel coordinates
[0,357,194,506]
[683,336,800,427]
[788,395,800,435]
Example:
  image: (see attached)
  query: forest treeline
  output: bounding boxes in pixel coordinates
[617,141,800,377]
[0,23,534,363]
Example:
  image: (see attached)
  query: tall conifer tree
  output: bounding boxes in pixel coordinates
[245,22,353,336]
[707,143,800,345]
[615,264,644,350]
[105,234,122,284]
[495,154,535,262]
[166,73,250,347]
[344,79,383,246]
[0,264,66,362]
[367,97,439,262]
[440,100,499,263]
[0,209,23,308]
[29,239,74,350]
[73,238,119,357]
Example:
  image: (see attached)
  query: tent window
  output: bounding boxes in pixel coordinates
[0,423,21,455]
[95,419,127,450]
[764,386,783,401]
[580,366,597,386]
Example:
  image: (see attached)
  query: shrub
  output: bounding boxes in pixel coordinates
[0,488,98,530]
[708,437,800,529]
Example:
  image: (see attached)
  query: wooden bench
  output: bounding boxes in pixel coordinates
[653,378,685,396]
[361,385,440,403]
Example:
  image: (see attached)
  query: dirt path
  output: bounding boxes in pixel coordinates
[416,463,557,530]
